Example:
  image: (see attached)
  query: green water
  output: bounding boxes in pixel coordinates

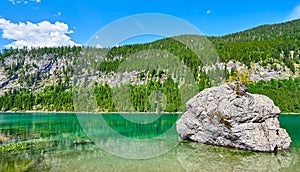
[0,113,299,172]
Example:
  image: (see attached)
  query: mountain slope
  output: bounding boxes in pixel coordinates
[209,19,300,43]
[0,19,300,112]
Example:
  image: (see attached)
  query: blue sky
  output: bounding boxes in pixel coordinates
[0,0,300,49]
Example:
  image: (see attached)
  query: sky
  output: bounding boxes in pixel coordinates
[0,0,300,49]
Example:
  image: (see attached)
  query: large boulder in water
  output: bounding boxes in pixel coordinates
[176,82,291,152]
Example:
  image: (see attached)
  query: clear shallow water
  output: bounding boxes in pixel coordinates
[0,113,299,172]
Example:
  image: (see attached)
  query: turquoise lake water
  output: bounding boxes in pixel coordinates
[0,113,299,172]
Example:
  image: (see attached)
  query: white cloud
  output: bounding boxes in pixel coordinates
[0,18,80,48]
[55,11,62,17]
[9,0,16,4]
[287,4,300,21]
[206,10,211,14]
[8,0,41,4]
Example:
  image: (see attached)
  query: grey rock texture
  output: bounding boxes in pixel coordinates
[176,82,291,152]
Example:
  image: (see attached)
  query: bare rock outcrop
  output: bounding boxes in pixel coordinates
[176,82,291,152]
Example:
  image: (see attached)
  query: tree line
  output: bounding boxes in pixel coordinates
[2,76,300,113]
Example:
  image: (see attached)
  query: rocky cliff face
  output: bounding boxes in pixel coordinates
[176,82,291,152]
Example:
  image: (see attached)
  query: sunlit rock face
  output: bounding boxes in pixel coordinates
[176,82,291,152]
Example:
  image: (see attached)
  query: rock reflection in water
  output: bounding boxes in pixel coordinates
[176,142,296,172]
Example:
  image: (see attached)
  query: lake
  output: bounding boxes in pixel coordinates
[0,113,299,171]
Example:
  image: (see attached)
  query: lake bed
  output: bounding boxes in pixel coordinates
[0,113,299,171]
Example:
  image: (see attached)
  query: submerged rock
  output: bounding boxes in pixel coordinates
[176,82,291,152]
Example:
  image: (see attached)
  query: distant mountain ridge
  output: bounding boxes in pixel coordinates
[209,19,300,43]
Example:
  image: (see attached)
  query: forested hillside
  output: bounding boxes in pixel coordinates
[0,19,299,113]
[209,19,300,68]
